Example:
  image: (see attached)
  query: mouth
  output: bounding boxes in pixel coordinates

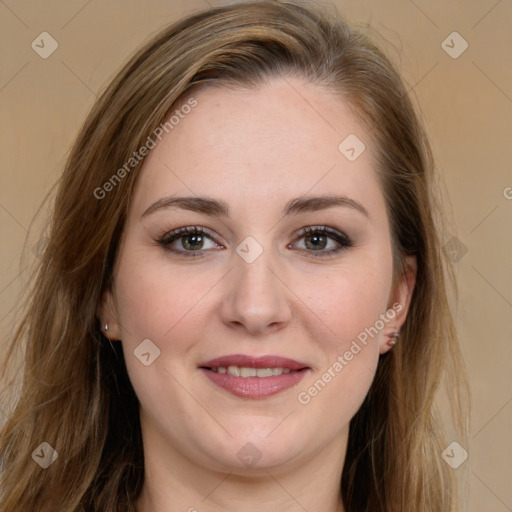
[198,354,311,399]
[206,366,298,377]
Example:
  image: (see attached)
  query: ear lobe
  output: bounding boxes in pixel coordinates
[97,289,121,340]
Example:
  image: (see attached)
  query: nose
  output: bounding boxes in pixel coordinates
[220,246,292,336]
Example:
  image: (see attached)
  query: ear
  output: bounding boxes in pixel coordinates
[97,288,121,341]
[379,255,417,354]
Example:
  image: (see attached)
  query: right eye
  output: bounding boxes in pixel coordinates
[157,226,224,257]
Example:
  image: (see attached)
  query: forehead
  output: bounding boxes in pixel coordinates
[130,77,384,219]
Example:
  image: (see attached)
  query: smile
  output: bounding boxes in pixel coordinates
[199,354,311,399]
[208,366,293,377]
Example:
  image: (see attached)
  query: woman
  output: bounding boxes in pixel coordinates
[0,1,469,511]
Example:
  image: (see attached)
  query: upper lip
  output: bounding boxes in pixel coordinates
[199,354,310,371]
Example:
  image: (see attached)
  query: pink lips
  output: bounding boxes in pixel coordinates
[199,354,310,399]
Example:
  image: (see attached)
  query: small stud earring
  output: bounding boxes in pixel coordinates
[388,331,400,347]
[104,323,109,332]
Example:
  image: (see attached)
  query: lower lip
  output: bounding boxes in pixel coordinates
[200,368,309,399]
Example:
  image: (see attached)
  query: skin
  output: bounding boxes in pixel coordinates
[101,76,416,512]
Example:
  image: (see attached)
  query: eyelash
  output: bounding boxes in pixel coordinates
[157,225,353,259]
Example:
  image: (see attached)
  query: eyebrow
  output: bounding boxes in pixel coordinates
[141,194,369,219]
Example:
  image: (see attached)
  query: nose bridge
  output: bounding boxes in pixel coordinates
[222,237,291,333]
[236,245,277,294]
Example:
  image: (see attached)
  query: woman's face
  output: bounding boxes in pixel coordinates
[103,77,414,475]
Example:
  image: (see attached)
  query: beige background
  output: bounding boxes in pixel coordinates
[1,0,510,509]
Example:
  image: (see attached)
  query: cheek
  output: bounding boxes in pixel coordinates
[113,251,220,345]
[278,297,387,466]
[296,262,392,346]
[292,262,391,417]
[113,254,212,433]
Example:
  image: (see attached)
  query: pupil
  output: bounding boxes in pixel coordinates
[306,234,326,250]
[184,234,203,250]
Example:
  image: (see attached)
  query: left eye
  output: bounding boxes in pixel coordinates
[290,226,352,257]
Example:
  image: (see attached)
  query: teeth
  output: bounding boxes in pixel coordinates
[227,365,240,377]
[256,368,272,377]
[212,366,294,377]
[240,367,257,377]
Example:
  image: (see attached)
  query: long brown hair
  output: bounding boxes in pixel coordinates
[0,1,469,510]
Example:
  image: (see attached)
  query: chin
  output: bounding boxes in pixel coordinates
[198,423,310,473]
